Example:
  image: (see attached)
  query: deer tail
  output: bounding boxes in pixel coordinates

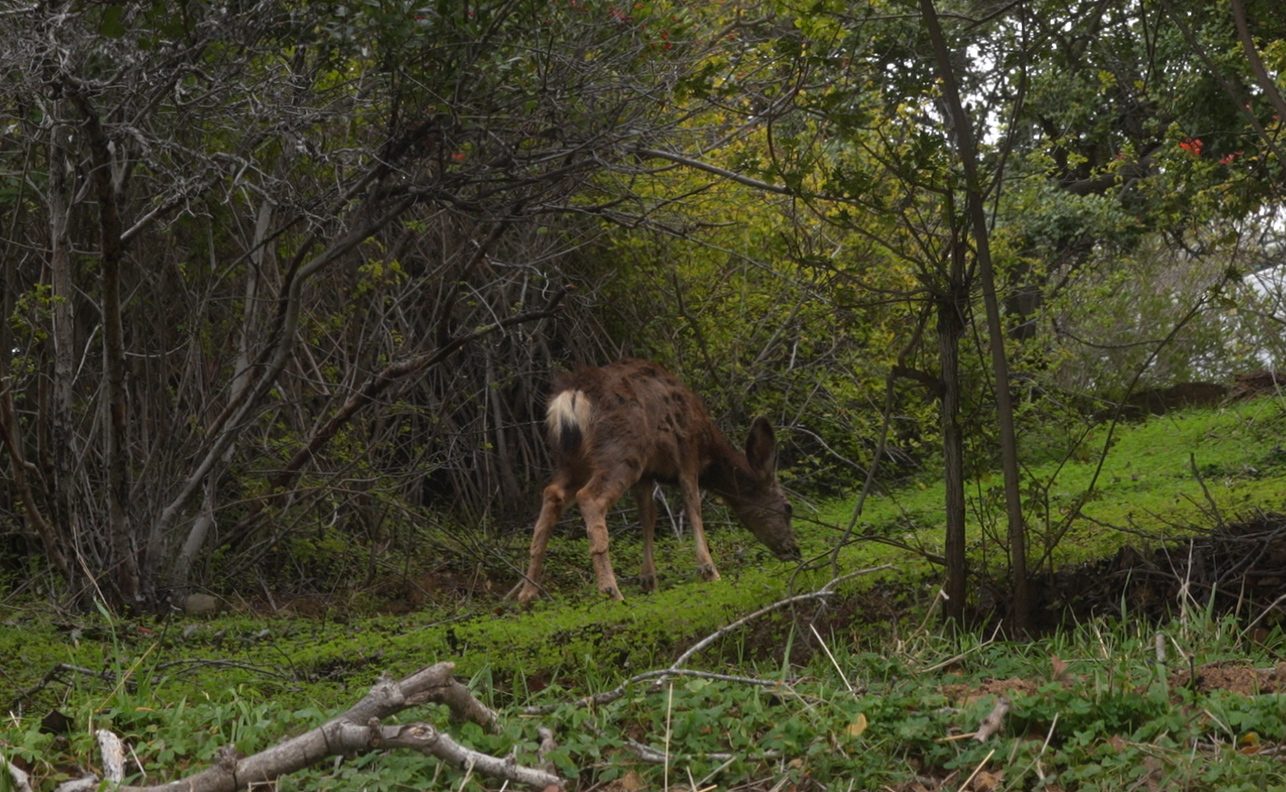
[546,389,590,454]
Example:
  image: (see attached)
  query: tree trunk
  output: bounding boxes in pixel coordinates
[170,200,272,592]
[74,94,140,605]
[47,107,83,593]
[919,0,1030,631]
[487,350,522,503]
[938,286,968,624]
[0,363,71,582]
[1228,0,1286,165]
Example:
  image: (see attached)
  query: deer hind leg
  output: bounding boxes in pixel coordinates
[679,469,720,582]
[633,480,658,592]
[576,473,631,601]
[515,475,573,605]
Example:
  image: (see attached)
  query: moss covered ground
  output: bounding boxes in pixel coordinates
[2,397,1285,789]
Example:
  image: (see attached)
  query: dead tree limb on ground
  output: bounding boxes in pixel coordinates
[973,696,1010,742]
[56,662,563,792]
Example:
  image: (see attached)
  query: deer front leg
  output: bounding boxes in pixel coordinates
[679,470,720,582]
[577,475,628,601]
[633,480,658,592]
[515,478,571,605]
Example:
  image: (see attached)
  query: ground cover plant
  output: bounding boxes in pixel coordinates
[3,396,1285,789]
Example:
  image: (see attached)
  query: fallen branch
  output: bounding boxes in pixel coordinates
[98,730,125,785]
[7,662,118,713]
[150,658,294,682]
[1,753,33,792]
[55,662,562,792]
[973,696,1010,742]
[522,668,786,715]
[619,735,782,766]
[667,565,893,673]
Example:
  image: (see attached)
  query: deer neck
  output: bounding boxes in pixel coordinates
[700,436,756,504]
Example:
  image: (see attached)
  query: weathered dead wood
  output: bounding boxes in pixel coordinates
[973,696,1010,742]
[0,752,33,792]
[56,662,562,792]
[97,730,125,785]
[102,721,561,792]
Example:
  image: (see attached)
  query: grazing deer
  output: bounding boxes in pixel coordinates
[514,359,800,604]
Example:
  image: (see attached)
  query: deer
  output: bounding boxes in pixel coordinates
[513,359,800,604]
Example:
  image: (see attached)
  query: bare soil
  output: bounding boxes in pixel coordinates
[1024,515,1286,631]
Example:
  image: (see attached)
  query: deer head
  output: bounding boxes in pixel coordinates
[723,418,800,561]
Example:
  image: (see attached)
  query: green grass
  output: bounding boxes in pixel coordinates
[5,601,1283,790]
[2,396,1285,789]
[810,397,1286,571]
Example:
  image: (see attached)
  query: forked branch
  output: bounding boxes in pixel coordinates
[57,663,562,792]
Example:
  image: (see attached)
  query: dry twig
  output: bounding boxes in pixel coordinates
[522,668,784,715]
[667,565,893,673]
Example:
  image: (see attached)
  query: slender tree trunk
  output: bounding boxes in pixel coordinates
[0,125,70,580]
[74,95,140,605]
[47,107,83,593]
[0,362,72,581]
[1229,0,1286,130]
[171,201,272,592]
[487,350,521,502]
[936,290,967,624]
[919,0,1030,631]
[1227,0,1286,165]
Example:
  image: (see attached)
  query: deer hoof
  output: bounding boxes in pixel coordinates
[600,584,624,601]
[697,563,721,582]
[638,573,657,593]
[515,587,538,606]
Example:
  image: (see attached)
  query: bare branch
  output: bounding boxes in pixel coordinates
[63,663,558,792]
[972,696,1010,742]
[667,565,892,672]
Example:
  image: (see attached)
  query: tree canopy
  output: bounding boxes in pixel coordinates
[1,0,1283,614]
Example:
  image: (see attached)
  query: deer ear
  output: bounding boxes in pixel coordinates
[745,417,777,476]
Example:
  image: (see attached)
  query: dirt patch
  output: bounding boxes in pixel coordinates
[1228,369,1283,401]
[1115,381,1231,419]
[1022,516,1286,631]
[1095,370,1280,422]
[1171,660,1286,695]
[941,677,1040,706]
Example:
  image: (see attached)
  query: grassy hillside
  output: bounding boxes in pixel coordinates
[2,397,1284,789]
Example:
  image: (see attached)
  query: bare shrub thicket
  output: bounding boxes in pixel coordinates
[0,1,722,605]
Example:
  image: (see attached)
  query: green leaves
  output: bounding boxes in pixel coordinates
[97,5,127,38]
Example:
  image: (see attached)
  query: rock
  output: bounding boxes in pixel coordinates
[182,593,221,617]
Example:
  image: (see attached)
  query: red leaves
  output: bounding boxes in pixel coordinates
[1176,137,1244,166]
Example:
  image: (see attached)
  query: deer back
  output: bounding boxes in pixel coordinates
[546,359,715,485]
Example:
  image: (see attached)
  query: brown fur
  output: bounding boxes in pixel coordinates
[514,359,799,603]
